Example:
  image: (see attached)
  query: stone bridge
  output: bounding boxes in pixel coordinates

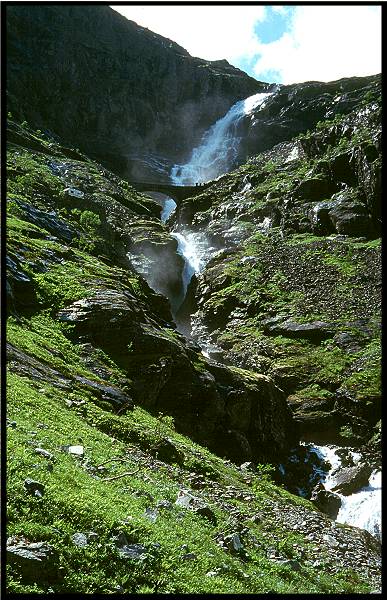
[130,180,210,205]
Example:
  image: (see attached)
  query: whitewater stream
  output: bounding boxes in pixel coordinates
[311,444,381,540]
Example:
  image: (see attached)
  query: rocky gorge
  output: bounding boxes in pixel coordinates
[6,5,381,595]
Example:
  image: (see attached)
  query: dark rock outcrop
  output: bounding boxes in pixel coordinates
[6,4,266,177]
[240,75,381,163]
[310,483,341,519]
[57,291,296,463]
[262,318,335,342]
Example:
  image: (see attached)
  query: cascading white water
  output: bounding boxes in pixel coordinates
[312,444,381,540]
[169,91,273,308]
[161,198,177,222]
[171,91,272,185]
[171,230,213,306]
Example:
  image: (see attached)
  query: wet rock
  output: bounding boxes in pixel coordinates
[310,483,342,519]
[7,540,57,582]
[331,463,372,495]
[24,478,45,497]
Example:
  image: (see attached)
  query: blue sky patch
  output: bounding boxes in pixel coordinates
[254,6,293,44]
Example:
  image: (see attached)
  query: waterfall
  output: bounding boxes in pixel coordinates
[171,230,213,307]
[171,91,272,185]
[312,444,381,540]
[168,91,272,309]
[160,198,177,222]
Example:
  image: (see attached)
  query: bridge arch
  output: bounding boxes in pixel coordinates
[130,180,210,206]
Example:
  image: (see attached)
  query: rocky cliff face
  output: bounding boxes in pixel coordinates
[175,86,381,454]
[7,121,296,465]
[237,75,380,161]
[6,4,267,179]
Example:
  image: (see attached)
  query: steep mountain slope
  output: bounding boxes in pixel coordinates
[6,121,381,595]
[6,4,266,179]
[175,85,381,463]
[5,5,381,594]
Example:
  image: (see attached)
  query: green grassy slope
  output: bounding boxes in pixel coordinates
[6,120,381,593]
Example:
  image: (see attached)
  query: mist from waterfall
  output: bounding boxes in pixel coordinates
[171,91,272,185]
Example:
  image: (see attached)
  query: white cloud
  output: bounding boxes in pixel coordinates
[111,5,266,62]
[253,5,381,84]
[111,4,381,84]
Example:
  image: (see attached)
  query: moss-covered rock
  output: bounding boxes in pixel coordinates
[177,96,381,449]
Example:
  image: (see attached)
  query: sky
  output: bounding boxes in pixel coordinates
[111,3,381,85]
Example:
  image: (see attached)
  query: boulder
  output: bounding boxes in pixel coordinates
[71,533,88,547]
[7,540,58,582]
[24,479,45,498]
[118,544,147,560]
[263,319,334,342]
[310,483,342,519]
[224,532,244,554]
[175,490,217,524]
[328,194,374,238]
[331,463,373,495]
[151,437,185,465]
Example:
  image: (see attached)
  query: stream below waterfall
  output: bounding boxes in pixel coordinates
[153,89,381,542]
[311,444,382,540]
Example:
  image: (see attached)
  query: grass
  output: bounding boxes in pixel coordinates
[7,371,372,594]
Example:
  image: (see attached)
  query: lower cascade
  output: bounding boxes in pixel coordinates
[312,445,382,540]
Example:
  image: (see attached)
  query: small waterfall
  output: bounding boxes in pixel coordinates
[160,198,177,223]
[171,230,213,308]
[312,444,381,540]
[171,91,272,185]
